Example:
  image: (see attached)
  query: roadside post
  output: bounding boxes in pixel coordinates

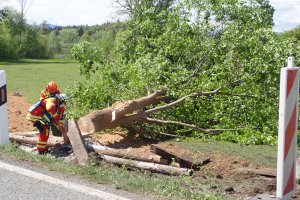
[276,57,299,199]
[0,70,9,144]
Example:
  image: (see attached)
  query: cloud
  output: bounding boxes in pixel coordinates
[269,0,300,32]
[2,0,300,31]
[1,0,118,26]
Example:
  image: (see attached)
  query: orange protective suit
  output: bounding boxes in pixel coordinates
[26,97,67,153]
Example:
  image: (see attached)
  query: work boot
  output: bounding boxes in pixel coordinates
[38,150,47,155]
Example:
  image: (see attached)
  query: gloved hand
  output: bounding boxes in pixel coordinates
[44,121,51,126]
[43,112,53,125]
[44,118,53,125]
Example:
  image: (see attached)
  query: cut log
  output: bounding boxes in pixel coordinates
[100,154,193,176]
[86,144,170,165]
[150,143,210,169]
[77,90,166,134]
[9,132,39,137]
[9,135,58,147]
[67,119,89,166]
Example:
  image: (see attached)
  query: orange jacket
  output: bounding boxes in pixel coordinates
[26,97,65,125]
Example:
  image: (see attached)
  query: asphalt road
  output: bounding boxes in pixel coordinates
[0,158,149,200]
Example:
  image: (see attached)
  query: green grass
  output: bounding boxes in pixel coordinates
[0,59,81,103]
[174,139,278,168]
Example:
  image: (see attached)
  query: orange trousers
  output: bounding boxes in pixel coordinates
[37,124,50,153]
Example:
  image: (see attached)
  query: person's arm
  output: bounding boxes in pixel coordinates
[42,98,57,124]
[40,91,46,100]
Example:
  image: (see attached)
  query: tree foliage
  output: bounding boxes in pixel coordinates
[0,22,15,58]
[22,28,48,58]
[70,0,300,144]
[0,6,123,59]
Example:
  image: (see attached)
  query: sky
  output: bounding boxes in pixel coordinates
[1,0,300,32]
[0,0,120,26]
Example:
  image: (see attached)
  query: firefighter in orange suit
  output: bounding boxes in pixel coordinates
[40,81,61,100]
[26,94,69,154]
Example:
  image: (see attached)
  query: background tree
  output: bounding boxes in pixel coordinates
[0,7,24,56]
[22,28,48,58]
[0,22,15,58]
[57,28,80,57]
[114,0,141,17]
[0,2,123,59]
[18,0,31,46]
[278,26,300,44]
[47,29,61,57]
[77,26,84,37]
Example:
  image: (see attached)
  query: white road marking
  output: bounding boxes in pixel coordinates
[0,161,131,200]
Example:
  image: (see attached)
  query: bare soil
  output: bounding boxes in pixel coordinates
[8,92,296,200]
[8,92,33,132]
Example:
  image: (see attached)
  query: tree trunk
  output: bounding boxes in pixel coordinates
[100,154,193,176]
[77,90,166,133]
[87,144,170,165]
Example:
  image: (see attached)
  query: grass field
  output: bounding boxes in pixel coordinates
[177,140,278,168]
[0,59,81,103]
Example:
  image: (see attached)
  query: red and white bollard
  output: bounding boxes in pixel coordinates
[0,70,9,144]
[276,57,299,199]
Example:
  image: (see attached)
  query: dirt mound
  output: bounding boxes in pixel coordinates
[8,93,33,132]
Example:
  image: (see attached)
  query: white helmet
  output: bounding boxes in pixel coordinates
[56,93,69,103]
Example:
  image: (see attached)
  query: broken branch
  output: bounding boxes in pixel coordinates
[125,123,188,138]
[142,117,236,134]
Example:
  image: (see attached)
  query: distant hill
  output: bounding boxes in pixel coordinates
[29,23,60,30]
[46,23,58,29]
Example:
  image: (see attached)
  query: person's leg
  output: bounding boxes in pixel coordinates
[37,125,50,154]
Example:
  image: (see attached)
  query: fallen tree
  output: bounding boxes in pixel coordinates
[76,82,247,138]
[69,0,296,145]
